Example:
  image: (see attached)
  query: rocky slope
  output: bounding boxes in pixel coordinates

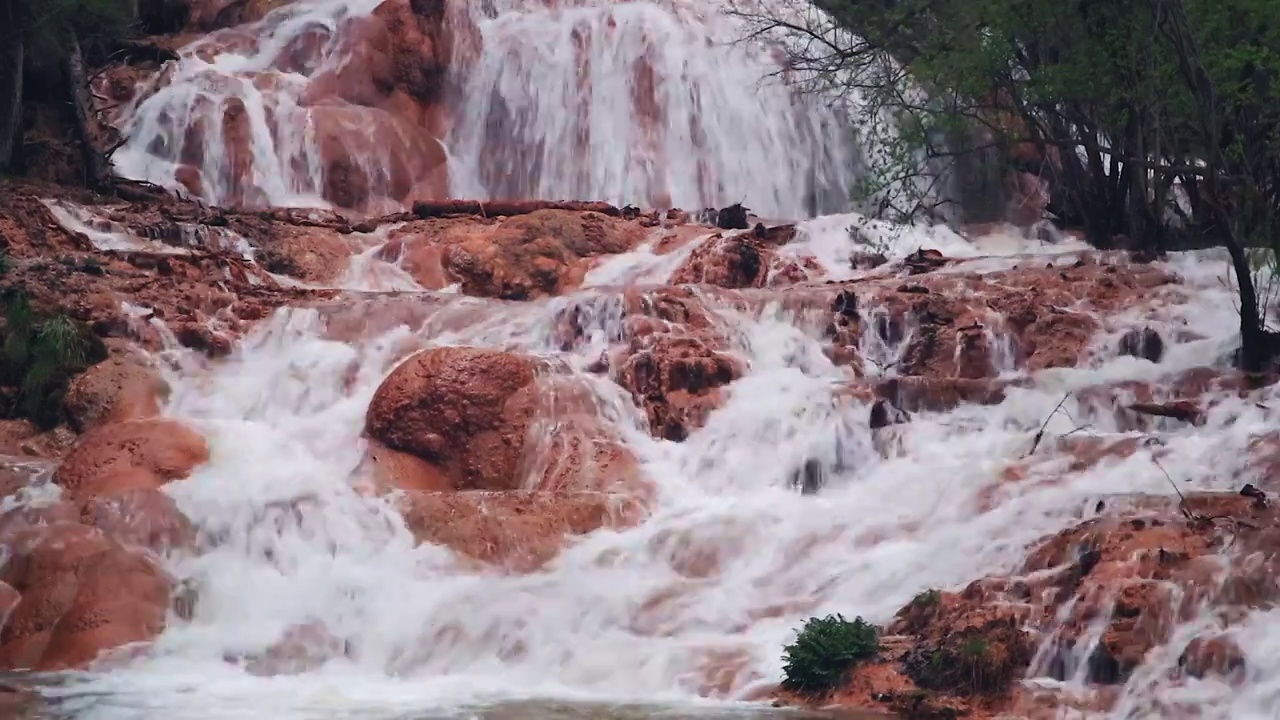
[0,1,1277,718]
[2,168,1276,716]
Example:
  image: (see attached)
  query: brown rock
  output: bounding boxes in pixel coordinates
[0,524,171,670]
[365,347,538,491]
[1178,635,1246,682]
[79,489,195,553]
[63,348,169,432]
[1118,327,1165,363]
[397,490,647,572]
[615,334,740,441]
[357,439,451,494]
[232,621,350,676]
[670,234,770,289]
[53,419,209,504]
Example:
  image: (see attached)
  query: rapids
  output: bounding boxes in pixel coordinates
[24,206,1280,720]
[12,2,1280,720]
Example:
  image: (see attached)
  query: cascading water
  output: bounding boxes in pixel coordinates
[111,0,854,217]
[112,0,396,210]
[447,0,853,216]
[26,202,1280,720]
[18,2,1280,719]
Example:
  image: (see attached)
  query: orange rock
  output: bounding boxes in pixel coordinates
[357,439,452,493]
[79,489,195,553]
[232,620,350,676]
[0,524,171,671]
[53,419,209,504]
[397,490,647,572]
[669,233,770,289]
[246,221,362,285]
[307,104,448,211]
[615,333,740,441]
[365,347,538,491]
[62,347,170,432]
[513,376,650,499]
[1178,634,1246,683]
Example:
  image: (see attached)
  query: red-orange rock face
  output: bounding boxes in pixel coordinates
[780,493,1279,718]
[365,347,540,491]
[53,418,210,505]
[0,524,172,671]
[379,209,651,298]
[63,345,170,433]
[396,490,648,573]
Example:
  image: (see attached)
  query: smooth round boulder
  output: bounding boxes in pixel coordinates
[365,347,537,491]
[53,419,209,504]
[0,524,171,671]
[63,350,170,432]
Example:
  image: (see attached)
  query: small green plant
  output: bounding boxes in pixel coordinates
[906,627,1028,697]
[0,290,105,428]
[911,589,942,609]
[781,613,881,694]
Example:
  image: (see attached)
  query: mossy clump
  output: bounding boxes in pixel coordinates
[905,623,1032,697]
[0,290,106,428]
[781,613,881,694]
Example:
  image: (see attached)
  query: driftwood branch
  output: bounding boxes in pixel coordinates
[1024,393,1071,457]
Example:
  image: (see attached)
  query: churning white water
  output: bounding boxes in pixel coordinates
[111,0,854,216]
[447,0,853,216]
[113,0,391,209]
[27,197,1280,720]
[30,1,1280,718]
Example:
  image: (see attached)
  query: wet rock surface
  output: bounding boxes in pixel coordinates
[0,75,1275,715]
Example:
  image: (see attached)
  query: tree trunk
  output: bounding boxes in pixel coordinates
[0,0,24,171]
[62,33,114,188]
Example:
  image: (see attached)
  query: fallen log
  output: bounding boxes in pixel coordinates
[411,199,622,219]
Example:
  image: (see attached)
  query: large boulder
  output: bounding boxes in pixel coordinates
[53,419,209,504]
[0,524,172,671]
[62,347,169,433]
[365,347,539,491]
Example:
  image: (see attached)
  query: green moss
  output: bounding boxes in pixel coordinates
[911,589,942,609]
[906,626,1028,697]
[0,290,106,428]
[781,613,881,694]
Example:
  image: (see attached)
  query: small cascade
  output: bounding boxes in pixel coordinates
[448,0,854,216]
[112,0,440,212]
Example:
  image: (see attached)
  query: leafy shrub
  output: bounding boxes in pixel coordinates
[0,290,106,428]
[781,613,881,694]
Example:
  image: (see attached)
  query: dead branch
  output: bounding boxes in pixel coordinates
[1024,392,1071,456]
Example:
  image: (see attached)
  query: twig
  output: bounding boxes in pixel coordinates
[1025,392,1071,457]
[1061,424,1093,438]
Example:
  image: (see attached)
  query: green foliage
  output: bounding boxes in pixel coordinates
[781,614,881,694]
[906,629,1026,697]
[11,0,138,62]
[0,290,105,428]
[910,588,942,609]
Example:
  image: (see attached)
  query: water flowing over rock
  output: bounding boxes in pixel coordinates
[4,1,1280,717]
